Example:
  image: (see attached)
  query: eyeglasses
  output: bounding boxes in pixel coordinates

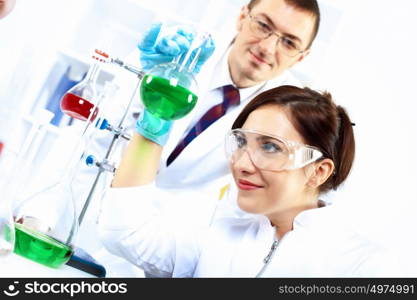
[248,15,305,57]
[225,129,323,171]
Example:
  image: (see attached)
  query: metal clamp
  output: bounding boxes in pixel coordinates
[96,118,131,141]
[85,155,116,174]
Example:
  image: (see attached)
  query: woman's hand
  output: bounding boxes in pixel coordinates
[111,129,163,188]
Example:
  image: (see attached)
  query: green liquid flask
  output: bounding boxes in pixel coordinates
[13,223,73,268]
[140,62,198,121]
[1,110,55,259]
[11,65,113,270]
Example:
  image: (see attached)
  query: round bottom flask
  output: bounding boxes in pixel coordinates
[140,62,198,121]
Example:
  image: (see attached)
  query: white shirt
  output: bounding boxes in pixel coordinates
[99,182,403,277]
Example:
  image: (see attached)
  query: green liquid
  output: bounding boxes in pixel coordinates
[140,74,198,120]
[13,223,73,268]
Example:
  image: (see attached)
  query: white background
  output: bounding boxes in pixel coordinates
[1,0,416,275]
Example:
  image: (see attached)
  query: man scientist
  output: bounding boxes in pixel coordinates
[121,0,321,190]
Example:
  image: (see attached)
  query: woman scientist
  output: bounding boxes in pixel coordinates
[98,85,398,277]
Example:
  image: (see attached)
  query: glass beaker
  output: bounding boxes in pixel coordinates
[140,62,198,121]
[60,63,100,122]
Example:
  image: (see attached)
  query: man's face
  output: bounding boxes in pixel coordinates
[0,0,16,19]
[228,0,316,88]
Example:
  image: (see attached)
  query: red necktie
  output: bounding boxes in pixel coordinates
[166,85,240,166]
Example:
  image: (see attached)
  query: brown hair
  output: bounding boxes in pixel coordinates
[247,0,321,49]
[232,85,355,193]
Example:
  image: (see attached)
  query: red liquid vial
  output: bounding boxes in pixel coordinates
[60,93,99,122]
[0,141,4,157]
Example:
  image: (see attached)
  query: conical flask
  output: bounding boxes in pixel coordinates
[60,63,100,122]
[1,109,55,259]
[11,63,107,269]
[12,157,79,268]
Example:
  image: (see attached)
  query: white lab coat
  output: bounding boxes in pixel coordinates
[98,181,403,277]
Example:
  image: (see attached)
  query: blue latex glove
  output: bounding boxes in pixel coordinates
[138,23,215,74]
[135,109,173,146]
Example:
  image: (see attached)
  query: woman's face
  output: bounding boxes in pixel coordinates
[231,104,314,218]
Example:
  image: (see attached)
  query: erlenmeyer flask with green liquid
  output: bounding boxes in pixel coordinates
[11,124,83,269]
[2,108,75,268]
[10,66,112,269]
[1,109,56,262]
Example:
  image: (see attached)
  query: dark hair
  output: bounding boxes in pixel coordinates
[247,0,321,49]
[232,85,355,193]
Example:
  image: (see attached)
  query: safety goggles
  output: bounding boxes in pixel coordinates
[225,129,323,171]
